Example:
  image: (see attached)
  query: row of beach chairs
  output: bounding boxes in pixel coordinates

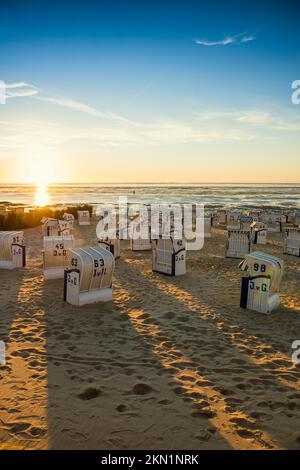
[0,207,298,315]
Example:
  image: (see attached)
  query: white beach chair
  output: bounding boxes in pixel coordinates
[64,246,115,306]
[58,219,72,235]
[130,218,152,251]
[226,230,251,259]
[98,234,120,259]
[216,210,227,225]
[131,237,152,251]
[77,210,91,226]
[226,211,241,230]
[251,221,268,245]
[0,231,26,269]
[239,252,284,314]
[41,218,59,236]
[63,213,75,229]
[240,215,254,231]
[283,228,300,257]
[260,213,284,232]
[204,217,212,238]
[152,236,186,276]
[41,217,71,236]
[294,211,300,227]
[43,235,75,280]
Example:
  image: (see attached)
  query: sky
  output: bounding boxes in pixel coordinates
[0,0,300,184]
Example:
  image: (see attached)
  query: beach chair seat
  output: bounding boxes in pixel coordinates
[64,246,115,305]
[0,231,26,269]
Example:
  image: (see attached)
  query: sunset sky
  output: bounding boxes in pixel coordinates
[0,0,300,183]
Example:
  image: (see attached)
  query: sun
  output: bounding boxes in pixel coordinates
[20,146,68,205]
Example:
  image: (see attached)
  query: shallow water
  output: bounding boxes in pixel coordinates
[0,183,300,210]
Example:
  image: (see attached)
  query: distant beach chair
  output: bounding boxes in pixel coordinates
[204,217,212,238]
[239,251,284,314]
[64,246,115,306]
[249,210,261,220]
[283,228,300,257]
[251,221,268,245]
[63,213,75,229]
[216,210,227,225]
[0,231,26,269]
[98,234,120,259]
[226,230,251,259]
[41,217,59,236]
[226,211,241,230]
[240,215,254,231]
[131,236,152,251]
[130,220,152,251]
[260,213,285,232]
[43,235,75,280]
[41,217,72,236]
[58,219,72,235]
[152,236,186,275]
[294,211,300,227]
[77,210,91,226]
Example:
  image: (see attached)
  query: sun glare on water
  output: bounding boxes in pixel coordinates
[22,150,66,206]
[34,182,49,206]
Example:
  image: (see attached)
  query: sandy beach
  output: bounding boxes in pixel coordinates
[0,220,299,450]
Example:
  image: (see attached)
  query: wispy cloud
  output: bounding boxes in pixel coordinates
[195,109,300,131]
[240,35,255,43]
[194,32,255,46]
[35,95,103,117]
[2,81,140,126]
[36,95,142,127]
[2,82,39,98]
[0,115,255,155]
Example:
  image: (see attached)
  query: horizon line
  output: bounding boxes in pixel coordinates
[1,182,300,186]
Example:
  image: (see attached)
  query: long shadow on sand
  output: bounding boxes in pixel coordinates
[0,268,25,360]
[115,257,300,450]
[42,259,230,450]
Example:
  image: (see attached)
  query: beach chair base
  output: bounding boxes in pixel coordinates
[43,267,66,280]
[66,288,113,306]
[284,248,300,257]
[131,241,152,251]
[0,260,16,270]
[226,251,249,259]
[240,277,280,314]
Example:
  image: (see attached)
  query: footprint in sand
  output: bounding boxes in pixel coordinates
[77,387,102,400]
[116,404,127,412]
[132,383,154,395]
